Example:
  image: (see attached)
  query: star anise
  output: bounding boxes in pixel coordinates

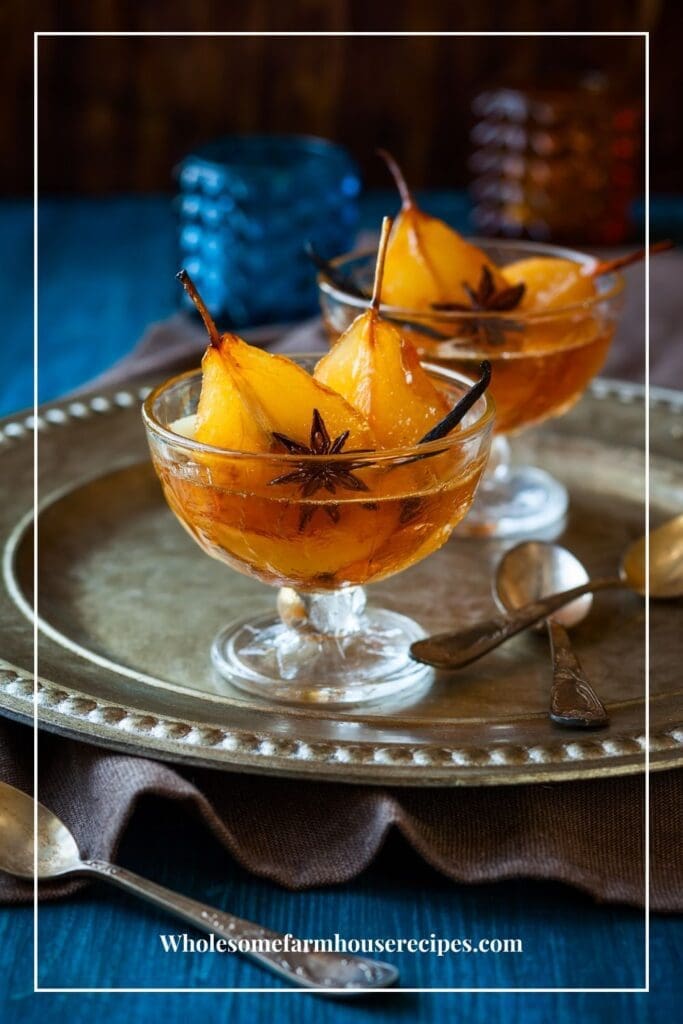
[269,409,370,530]
[432,266,525,347]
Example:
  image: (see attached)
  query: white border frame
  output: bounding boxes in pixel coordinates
[33,28,651,995]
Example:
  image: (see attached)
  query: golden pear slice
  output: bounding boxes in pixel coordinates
[195,342,271,452]
[315,218,450,448]
[178,271,375,455]
[502,257,596,312]
[316,313,449,448]
[378,150,506,309]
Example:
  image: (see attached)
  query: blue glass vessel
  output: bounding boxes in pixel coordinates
[176,135,361,327]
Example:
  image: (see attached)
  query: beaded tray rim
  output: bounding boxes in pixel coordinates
[0,377,681,786]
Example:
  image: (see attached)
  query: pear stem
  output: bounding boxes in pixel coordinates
[177,269,221,348]
[377,148,414,209]
[588,240,674,278]
[371,216,393,312]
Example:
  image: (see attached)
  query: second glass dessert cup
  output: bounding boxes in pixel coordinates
[143,358,494,706]
[318,240,625,537]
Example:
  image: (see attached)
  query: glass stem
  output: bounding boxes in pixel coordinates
[276,586,367,637]
[481,434,512,488]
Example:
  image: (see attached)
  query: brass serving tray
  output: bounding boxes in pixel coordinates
[1,378,681,786]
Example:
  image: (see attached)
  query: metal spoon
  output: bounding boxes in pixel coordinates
[0,781,398,993]
[411,513,683,671]
[495,543,608,728]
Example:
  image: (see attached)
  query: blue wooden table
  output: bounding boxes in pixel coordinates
[1,195,679,1022]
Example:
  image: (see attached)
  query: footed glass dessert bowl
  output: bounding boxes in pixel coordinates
[143,358,493,706]
[310,149,631,537]
[318,240,624,538]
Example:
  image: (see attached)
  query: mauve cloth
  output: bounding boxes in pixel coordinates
[2,253,681,911]
[78,250,682,391]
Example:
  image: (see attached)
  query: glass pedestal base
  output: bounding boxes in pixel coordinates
[458,436,568,538]
[211,586,432,706]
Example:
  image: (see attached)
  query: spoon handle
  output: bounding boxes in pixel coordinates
[79,859,397,992]
[546,620,609,728]
[410,576,622,670]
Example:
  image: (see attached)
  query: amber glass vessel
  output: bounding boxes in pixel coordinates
[469,80,642,245]
[143,357,493,705]
[318,241,624,536]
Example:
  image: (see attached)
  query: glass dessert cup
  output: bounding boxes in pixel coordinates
[318,240,624,538]
[143,357,494,706]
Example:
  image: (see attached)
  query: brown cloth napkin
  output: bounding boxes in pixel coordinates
[2,719,681,910]
[3,253,681,911]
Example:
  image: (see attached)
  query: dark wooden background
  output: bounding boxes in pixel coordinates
[4,2,678,195]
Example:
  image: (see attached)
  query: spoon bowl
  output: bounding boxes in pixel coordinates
[0,782,80,879]
[495,541,593,628]
[622,513,683,597]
